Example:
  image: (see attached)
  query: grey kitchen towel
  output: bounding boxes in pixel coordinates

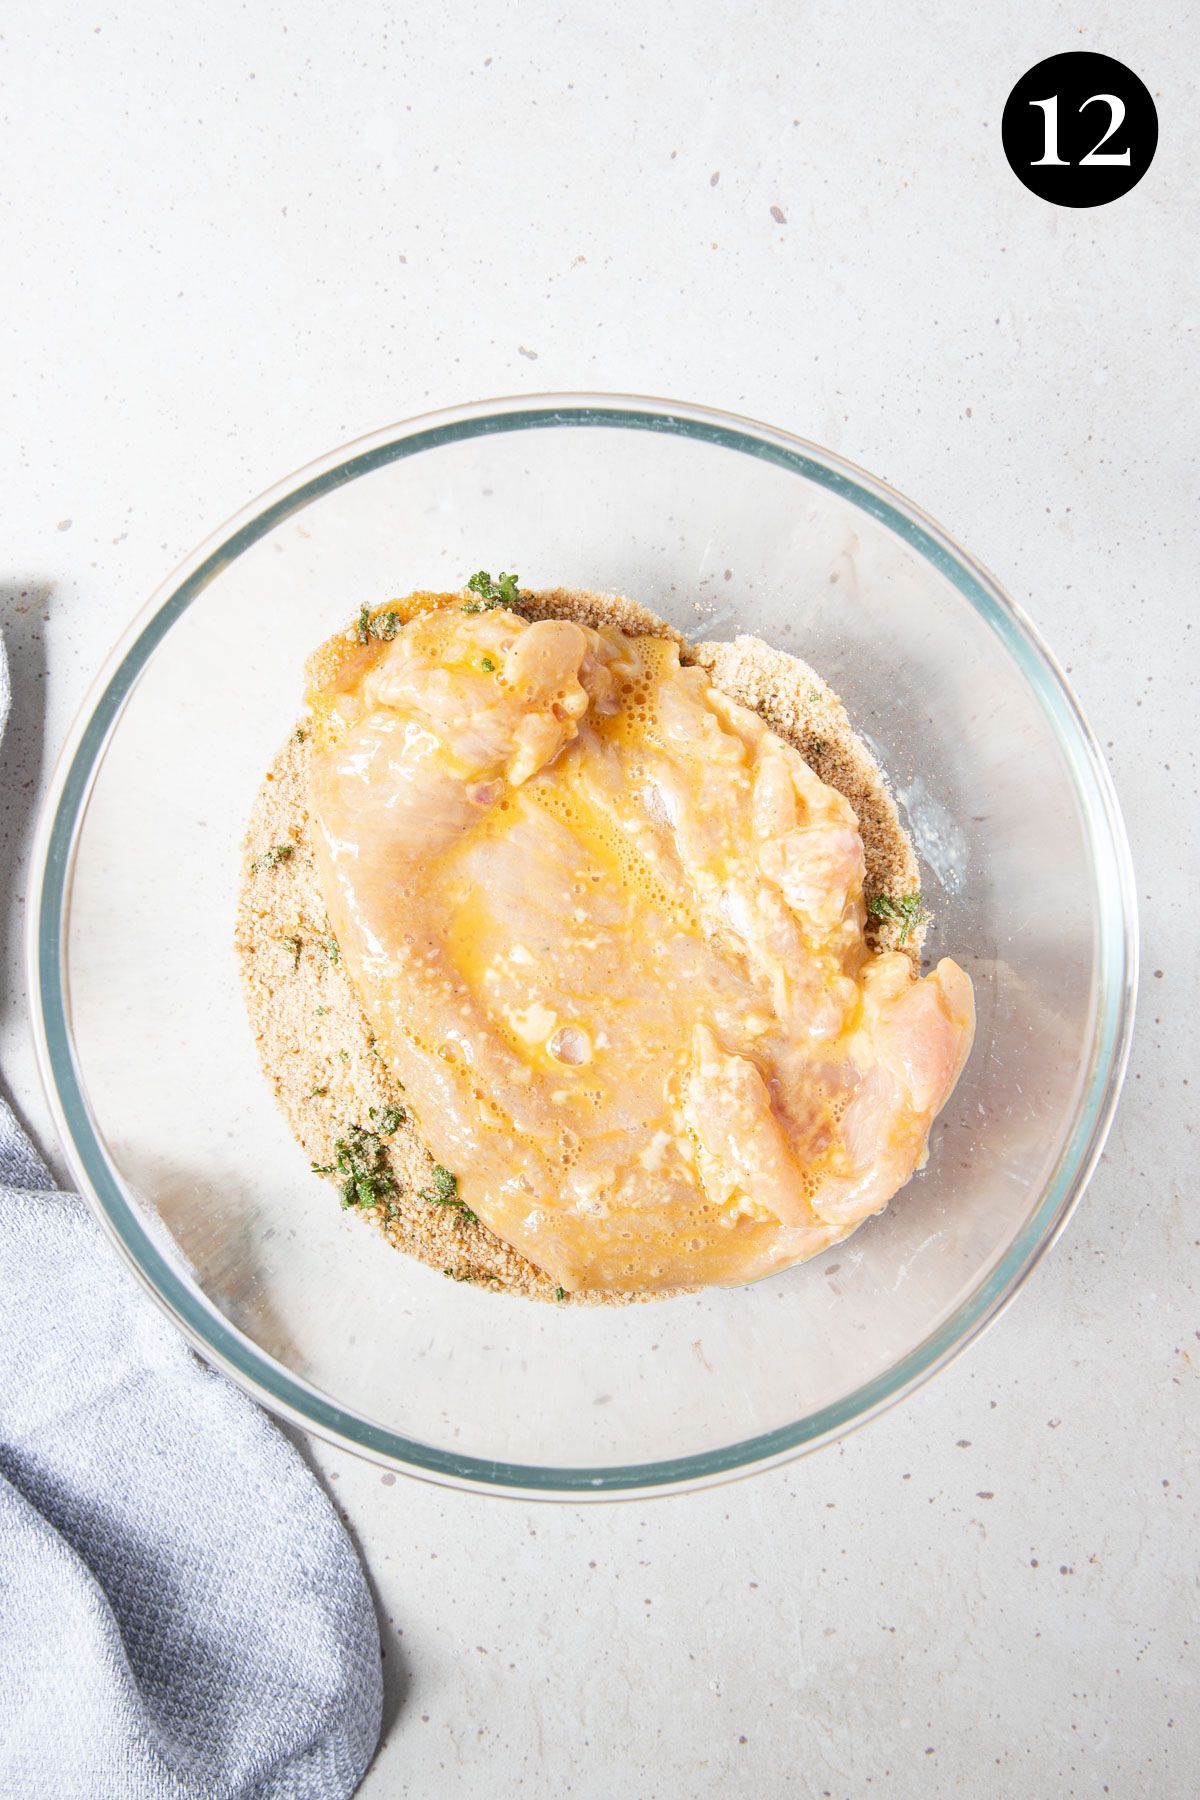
[0,634,382,1798]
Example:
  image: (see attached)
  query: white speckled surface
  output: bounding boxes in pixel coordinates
[2,4,1197,1794]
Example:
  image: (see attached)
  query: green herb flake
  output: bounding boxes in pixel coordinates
[251,843,294,872]
[480,656,496,673]
[338,1049,350,1064]
[368,1103,407,1134]
[309,1086,328,1099]
[315,1005,328,1016]
[867,891,931,945]
[325,935,341,965]
[418,1162,476,1221]
[464,569,523,613]
[420,1163,458,1204]
[554,1286,567,1302]
[369,609,401,642]
[313,1123,399,1210]
[294,726,307,743]
[281,934,302,970]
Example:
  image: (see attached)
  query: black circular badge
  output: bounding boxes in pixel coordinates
[1002,52,1157,207]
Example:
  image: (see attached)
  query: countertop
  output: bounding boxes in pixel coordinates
[2,3,1196,1794]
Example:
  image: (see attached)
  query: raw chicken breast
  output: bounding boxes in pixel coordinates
[306,600,975,1293]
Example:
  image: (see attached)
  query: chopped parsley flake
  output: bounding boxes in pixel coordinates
[315,1005,328,1016]
[309,1086,328,1098]
[807,687,821,703]
[252,844,294,872]
[314,1124,399,1210]
[353,603,404,642]
[281,934,302,969]
[480,656,496,673]
[338,1049,350,1063]
[368,1103,407,1134]
[294,726,307,742]
[418,1162,476,1223]
[325,935,340,965]
[463,569,523,613]
[422,1164,459,1204]
[554,1286,567,1302]
[867,891,930,945]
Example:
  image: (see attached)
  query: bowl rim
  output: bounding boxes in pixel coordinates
[26,391,1139,1500]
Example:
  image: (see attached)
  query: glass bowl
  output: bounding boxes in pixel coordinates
[28,396,1137,1498]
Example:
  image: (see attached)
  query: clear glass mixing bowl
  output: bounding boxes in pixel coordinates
[28,396,1137,1498]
